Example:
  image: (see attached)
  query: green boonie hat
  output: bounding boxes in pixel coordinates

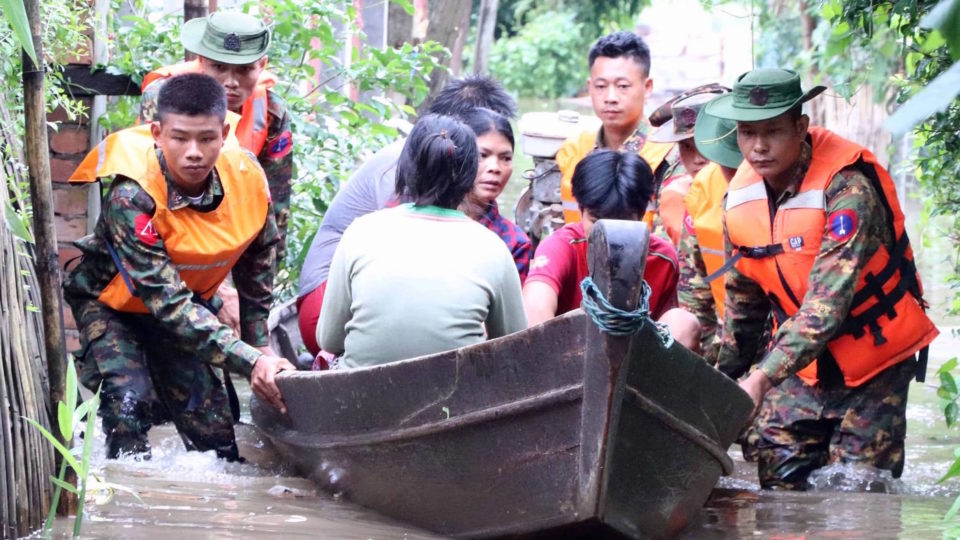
[705,68,826,122]
[694,103,743,169]
[181,12,271,65]
[648,92,718,143]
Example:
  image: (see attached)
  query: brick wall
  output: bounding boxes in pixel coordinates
[50,83,93,353]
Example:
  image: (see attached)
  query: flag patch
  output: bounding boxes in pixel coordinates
[827,209,857,242]
[267,131,292,159]
[134,213,159,246]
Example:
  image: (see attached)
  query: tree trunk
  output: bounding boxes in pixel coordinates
[798,0,821,124]
[418,0,472,113]
[387,0,413,48]
[184,0,208,61]
[472,0,498,75]
[22,0,71,520]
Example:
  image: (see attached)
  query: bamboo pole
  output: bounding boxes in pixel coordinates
[21,0,72,516]
[183,0,208,61]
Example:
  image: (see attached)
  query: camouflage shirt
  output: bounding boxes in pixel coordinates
[141,83,293,261]
[677,224,721,362]
[595,124,686,242]
[63,149,280,377]
[715,142,891,386]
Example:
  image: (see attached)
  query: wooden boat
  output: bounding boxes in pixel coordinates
[253,220,753,539]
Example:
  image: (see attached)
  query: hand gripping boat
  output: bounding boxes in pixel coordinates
[253,220,753,539]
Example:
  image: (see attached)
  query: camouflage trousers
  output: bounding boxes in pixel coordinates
[73,304,238,460]
[754,358,916,490]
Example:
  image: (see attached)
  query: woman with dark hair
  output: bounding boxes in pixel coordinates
[458,108,533,281]
[317,114,527,369]
[523,150,698,350]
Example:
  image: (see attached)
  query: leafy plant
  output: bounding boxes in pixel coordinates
[23,357,141,537]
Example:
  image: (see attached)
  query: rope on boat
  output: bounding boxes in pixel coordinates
[579,277,674,347]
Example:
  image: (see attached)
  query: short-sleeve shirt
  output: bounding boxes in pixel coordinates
[476,201,533,282]
[526,223,679,319]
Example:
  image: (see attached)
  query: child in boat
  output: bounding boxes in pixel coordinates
[317,115,528,369]
[523,150,700,350]
[458,107,532,282]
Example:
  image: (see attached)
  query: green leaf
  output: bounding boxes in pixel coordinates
[942,455,960,483]
[947,402,959,427]
[940,358,959,375]
[49,475,78,494]
[23,416,83,474]
[3,201,33,243]
[0,0,39,66]
[884,61,960,136]
[921,0,960,59]
[942,371,959,394]
[57,401,73,442]
[946,491,960,521]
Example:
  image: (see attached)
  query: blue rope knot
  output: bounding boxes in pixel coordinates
[579,277,674,347]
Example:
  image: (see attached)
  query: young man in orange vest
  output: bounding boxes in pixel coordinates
[556,31,684,238]
[676,103,743,363]
[64,74,295,460]
[710,68,938,489]
[140,12,293,337]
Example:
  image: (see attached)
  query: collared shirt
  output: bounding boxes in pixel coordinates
[476,201,533,282]
[141,84,293,262]
[63,148,280,377]
[716,140,891,385]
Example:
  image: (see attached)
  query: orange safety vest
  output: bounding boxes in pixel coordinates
[724,127,937,387]
[69,124,271,314]
[557,130,673,225]
[142,59,276,155]
[659,173,693,245]
[683,162,729,316]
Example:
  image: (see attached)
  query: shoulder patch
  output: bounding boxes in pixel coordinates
[267,131,292,159]
[530,255,550,270]
[827,209,857,242]
[134,213,159,246]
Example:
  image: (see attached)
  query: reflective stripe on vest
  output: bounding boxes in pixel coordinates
[683,162,729,316]
[724,126,938,387]
[558,129,673,223]
[69,124,271,314]
[143,60,274,155]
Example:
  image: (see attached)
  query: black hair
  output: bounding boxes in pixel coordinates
[395,114,479,209]
[459,107,514,149]
[156,73,227,122]
[428,75,518,119]
[587,31,651,76]
[571,150,654,220]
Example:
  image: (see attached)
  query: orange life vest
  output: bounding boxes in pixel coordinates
[69,124,271,314]
[142,59,276,155]
[557,129,673,224]
[683,162,729,316]
[659,173,693,245]
[724,127,937,387]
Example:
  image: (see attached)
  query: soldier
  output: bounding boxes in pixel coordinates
[711,68,938,489]
[556,31,685,239]
[65,74,295,460]
[140,11,293,261]
[676,101,743,363]
[647,91,722,245]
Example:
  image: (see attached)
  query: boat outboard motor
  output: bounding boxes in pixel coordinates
[515,110,600,244]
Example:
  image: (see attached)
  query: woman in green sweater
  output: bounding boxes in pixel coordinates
[317,114,528,369]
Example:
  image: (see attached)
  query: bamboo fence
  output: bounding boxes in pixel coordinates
[0,97,55,539]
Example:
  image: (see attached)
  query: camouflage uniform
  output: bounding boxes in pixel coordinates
[716,141,915,489]
[63,149,279,459]
[677,225,721,361]
[140,84,293,261]
[595,125,686,242]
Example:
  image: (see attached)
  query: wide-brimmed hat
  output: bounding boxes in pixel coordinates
[181,12,271,65]
[705,68,825,122]
[648,92,720,143]
[693,103,743,169]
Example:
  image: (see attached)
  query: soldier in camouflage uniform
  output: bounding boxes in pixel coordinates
[139,12,293,261]
[65,74,296,460]
[710,69,938,490]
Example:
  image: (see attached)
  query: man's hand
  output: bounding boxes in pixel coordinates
[251,354,296,414]
[738,369,773,419]
[217,284,242,337]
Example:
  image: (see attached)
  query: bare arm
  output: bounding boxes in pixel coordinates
[522,281,559,327]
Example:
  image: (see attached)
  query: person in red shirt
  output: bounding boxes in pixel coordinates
[523,150,700,350]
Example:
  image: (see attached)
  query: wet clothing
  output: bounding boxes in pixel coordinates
[678,162,729,362]
[141,73,293,261]
[64,143,278,458]
[716,128,936,489]
[476,201,533,282]
[318,204,527,369]
[556,124,685,243]
[525,222,679,320]
[754,359,914,490]
[298,139,404,298]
